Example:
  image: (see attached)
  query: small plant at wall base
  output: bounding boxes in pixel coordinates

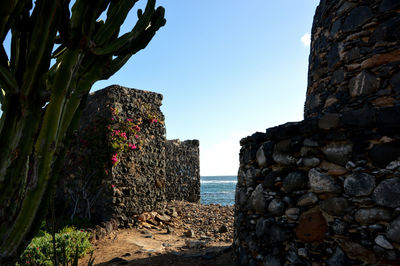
[17,226,92,266]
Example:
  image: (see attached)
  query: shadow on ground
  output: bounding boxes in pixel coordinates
[95,246,233,266]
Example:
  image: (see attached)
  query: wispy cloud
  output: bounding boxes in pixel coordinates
[301,33,311,47]
[200,131,248,176]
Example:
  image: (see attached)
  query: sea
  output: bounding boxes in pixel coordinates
[200,176,237,206]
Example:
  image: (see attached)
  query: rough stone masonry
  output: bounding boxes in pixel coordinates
[234,0,400,265]
[57,85,200,233]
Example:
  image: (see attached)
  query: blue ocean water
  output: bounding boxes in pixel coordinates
[200,176,237,206]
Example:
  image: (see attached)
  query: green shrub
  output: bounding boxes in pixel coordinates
[18,226,92,265]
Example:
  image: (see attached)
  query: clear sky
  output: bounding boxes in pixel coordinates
[2,0,320,176]
[92,0,320,176]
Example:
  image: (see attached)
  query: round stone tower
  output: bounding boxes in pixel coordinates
[304,0,400,118]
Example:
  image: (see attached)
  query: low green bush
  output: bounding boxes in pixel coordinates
[18,226,92,265]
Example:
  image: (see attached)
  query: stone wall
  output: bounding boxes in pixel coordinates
[234,0,400,265]
[305,0,400,118]
[235,107,400,265]
[58,85,200,230]
[165,139,200,202]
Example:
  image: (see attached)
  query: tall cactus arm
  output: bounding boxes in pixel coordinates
[20,0,60,99]
[57,0,71,47]
[0,45,8,69]
[0,88,5,106]
[115,6,165,56]
[0,0,17,41]
[69,0,109,47]
[93,0,156,56]
[0,65,18,95]
[100,7,165,79]
[93,0,139,46]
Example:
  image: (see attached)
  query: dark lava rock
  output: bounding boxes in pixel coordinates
[268,224,292,243]
[326,247,350,266]
[268,199,286,216]
[391,71,400,93]
[387,217,400,243]
[332,219,348,235]
[373,178,400,208]
[249,132,268,143]
[320,197,350,216]
[256,218,269,238]
[263,171,279,188]
[355,208,392,225]
[283,171,308,193]
[349,71,380,97]
[341,108,376,127]
[342,6,373,31]
[218,224,228,233]
[376,106,400,126]
[370,16,400,43]
[297,192,319,207]
[322,142,353,166]
[380,0,400,11]
[263,254,281,266]
[319,113,341,130]
[344,173,375,197]
[309,168,341,194]
[369,141,400,168]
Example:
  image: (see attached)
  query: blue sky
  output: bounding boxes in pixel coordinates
[92,0,320,175]
[2,0,320,176]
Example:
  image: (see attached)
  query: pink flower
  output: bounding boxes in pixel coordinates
[121,132,127,140]
[129,143,137,150]
[111,117,115,121]
[127,118,133,122]
[135,134,139,139]
[112,184,115,188]
[111,153,118,165]
[113,129,120,136]
[151,119,158,123]
[134,125,140,132]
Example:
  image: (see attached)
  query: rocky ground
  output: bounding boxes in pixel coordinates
[79,201,235,266]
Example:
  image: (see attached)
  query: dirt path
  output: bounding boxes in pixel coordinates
[79,201,235,266]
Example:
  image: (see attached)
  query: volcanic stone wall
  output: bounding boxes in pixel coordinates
[58,85,200,230]
[234,0,400,265]
[165,139,200,202]
[305,0,400,118]
[235,108,400,265]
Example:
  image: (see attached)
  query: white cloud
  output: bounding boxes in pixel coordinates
[200,131,250,176]
[301,33,311,47]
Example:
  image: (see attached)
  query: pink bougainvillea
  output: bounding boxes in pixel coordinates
[129,143,137,150]
[111,153,118,165]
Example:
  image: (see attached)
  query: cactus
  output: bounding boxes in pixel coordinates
[0,0,166,263]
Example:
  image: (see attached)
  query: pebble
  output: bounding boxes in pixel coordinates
[354,208,391,224]
[373,178,400,208]
[309,168,341,193]
[297,192,318,206]
[344,173,375,196]
[268,199,286,216]
[375,235,394,250]
[387,217,400,243]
